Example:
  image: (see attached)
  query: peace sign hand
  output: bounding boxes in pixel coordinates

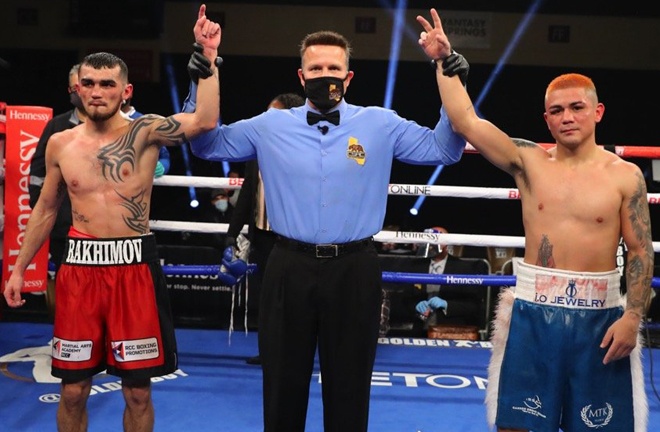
[416,8,452,61]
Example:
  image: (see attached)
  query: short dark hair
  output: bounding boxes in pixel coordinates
[299,30,351,67]
[81,52,129,82]
[272,93,304,109]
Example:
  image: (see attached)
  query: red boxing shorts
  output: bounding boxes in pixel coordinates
[51,228,177,381]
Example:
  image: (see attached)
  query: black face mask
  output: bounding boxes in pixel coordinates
[303,76,346,112]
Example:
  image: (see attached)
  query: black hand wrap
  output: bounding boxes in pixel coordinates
[187,43,223,83]
[441,51,470,86]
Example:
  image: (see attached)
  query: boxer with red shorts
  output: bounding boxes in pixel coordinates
[3,7,221,429]
[52,228,177,381]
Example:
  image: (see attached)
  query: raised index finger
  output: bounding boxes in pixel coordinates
[198,4,206,20]
[416,14,433,32]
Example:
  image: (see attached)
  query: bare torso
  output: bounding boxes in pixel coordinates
[50,116,161,238]
[517,146,630,272]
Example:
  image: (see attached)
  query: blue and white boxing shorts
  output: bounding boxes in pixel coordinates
[485,261,647,432]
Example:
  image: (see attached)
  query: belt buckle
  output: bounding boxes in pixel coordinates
[315,244,338,258]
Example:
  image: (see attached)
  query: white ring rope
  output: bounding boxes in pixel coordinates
[154,175,660,202]
[150,175,660,252]
[149,220,660,253]
[154,175,242,189]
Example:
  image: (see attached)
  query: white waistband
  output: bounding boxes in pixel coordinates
[63,235,156,266]
[514,261,622,309]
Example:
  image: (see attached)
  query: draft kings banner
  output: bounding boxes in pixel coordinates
[2,105,52,293]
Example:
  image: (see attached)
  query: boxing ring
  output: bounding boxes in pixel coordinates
[150,141,660,324]
[1,144,660,431]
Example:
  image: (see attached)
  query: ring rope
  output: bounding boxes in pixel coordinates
[465,143,660,159]
[149,221,660,253]
[154,175,660,203]
[160,265,660,289]
[151,168,660,286]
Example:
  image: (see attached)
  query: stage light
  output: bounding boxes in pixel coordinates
[383,0,407,109]
[409,165,443,216]
[413,0,546,217]
[164,55,198,206]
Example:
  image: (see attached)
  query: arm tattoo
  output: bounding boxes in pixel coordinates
[626,256,647,313]
[512,138,537,148]
[628,173,653,254]
[625,172,654,313]
[116,189,149,234]
[155,117,188,145]
[97,118,154,182]
[510,138,536,188]
[536,234,556,268]
[56,181,67,200]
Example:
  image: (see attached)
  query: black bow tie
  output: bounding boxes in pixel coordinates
[307,110,340,126]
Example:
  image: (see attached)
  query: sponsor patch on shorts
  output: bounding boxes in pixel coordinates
[52,337,93,362]
[111,337,160,362]
[533,275,609,309]
[580,403,614,428]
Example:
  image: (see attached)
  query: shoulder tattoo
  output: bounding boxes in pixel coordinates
[97,118,155,182]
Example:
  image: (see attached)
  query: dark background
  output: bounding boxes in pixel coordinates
[1,0,658,252]
[1,0,659,323]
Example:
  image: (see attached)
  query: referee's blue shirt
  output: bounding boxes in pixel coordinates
[182,83,465,244]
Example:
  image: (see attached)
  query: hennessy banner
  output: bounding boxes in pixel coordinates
[2,106,52,293]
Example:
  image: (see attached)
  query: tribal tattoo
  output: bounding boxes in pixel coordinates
[153,116,188,144]
[97,118,154,182]
[116,189,149,234]
[97,116,187,183]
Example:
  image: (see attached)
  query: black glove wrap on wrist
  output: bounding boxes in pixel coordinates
[187,43,223,83]
[441,51,470,86]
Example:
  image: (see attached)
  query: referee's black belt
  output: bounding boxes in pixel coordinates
[276,235,373,259]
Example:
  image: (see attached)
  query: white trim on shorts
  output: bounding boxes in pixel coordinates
[513,261,622,309]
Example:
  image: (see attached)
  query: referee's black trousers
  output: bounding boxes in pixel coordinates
[259,242,382,432]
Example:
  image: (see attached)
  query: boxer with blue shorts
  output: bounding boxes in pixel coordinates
[486,261,647,432]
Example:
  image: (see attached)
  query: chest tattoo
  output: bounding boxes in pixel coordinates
[116,189,149,234]
[97,118,154,182]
